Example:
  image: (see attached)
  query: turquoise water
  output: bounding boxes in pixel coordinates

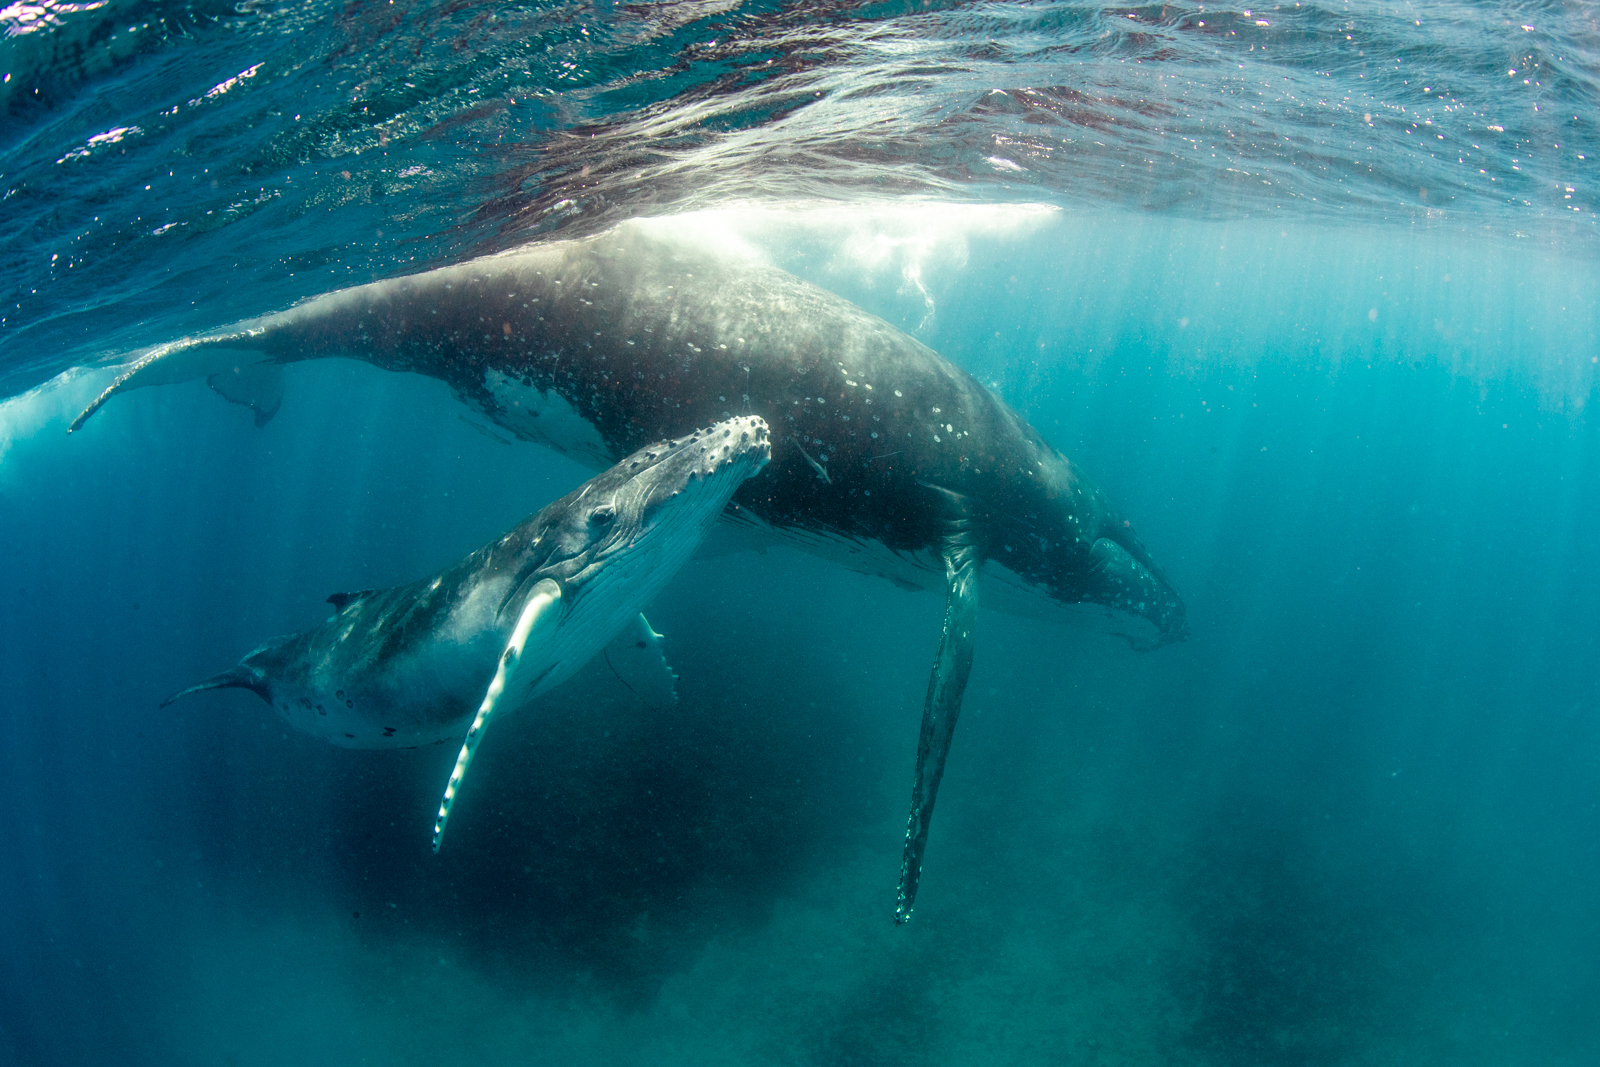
[3,3,1599,1065]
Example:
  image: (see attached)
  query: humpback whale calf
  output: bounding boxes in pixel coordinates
[72,219,1185,920]
[164,416,772,850]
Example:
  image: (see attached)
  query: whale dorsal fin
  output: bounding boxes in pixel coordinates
[432,577,562,852]
[600,614,678,711]
[326,589,377,613]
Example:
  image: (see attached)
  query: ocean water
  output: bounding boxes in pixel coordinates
[2,2,1599,1065]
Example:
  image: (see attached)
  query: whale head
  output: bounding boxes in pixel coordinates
[489,415,773,678]
[533,415,772,598]
[982,444,1187,650]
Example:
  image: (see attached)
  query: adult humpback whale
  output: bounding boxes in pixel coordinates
[164,417,772,850]
[71,219,1185,921]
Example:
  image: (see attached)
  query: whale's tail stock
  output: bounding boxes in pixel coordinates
[159,665,268,708]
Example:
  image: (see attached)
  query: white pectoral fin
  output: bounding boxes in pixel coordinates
[601,614,678,711]
[431,578,562,853]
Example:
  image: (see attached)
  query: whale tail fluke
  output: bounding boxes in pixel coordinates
[160,666,267,708]
[205,362,284,428]
[68,334,275,433]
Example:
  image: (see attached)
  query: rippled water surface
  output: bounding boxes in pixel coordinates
[3,0,1596,383]
[3,2,1599,1066]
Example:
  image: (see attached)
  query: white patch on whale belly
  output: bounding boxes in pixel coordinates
[483,369,614,469]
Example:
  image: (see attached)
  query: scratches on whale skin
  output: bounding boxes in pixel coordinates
[792,439,832,485]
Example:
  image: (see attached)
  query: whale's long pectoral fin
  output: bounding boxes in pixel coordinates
[894,495,981,924]
[68,335,272,433]
[432,578,562,853]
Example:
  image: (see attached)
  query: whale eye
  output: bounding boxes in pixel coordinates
[589,506,615,528]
